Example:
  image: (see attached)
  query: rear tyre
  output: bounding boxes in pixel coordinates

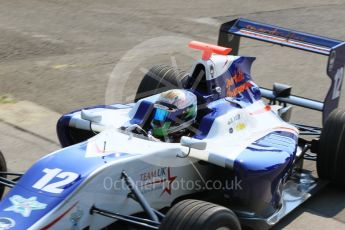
[0,151,7,198]
[317,109,345,187]
[159,199,241,230]
[134,65,189,102]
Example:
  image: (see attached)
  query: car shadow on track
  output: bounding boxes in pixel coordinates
[272,185,345,229]
[103,185,345,230]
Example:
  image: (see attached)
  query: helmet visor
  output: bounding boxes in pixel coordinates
[151,108,172,137]
[153,108,169,123]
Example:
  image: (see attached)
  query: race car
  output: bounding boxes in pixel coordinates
[0,18,344,230]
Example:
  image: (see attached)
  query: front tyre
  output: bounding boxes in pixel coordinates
[317,109,345,187]
[159,199,241,230]
[0,151,7,198]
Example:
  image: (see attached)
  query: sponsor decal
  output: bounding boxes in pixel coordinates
[244,25,305,42]
[228,114,246,132]
[41,202,78,230]
[226,71,245,88]
[332,67,344,100]
[70,207,83,230]
[239,26,329,53]
[229,127,234,134]
[328,50,336,72]
[227,114,240,125]
[4,195,47,217]
[227,82,252,97]
[235,122,246,131]
[226,71,252,97]
[139,167,177,196]
[0,217,15,230]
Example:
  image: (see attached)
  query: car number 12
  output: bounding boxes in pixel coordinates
[32,168,79,194]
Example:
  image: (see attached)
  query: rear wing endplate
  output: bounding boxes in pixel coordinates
[218,18,345,125]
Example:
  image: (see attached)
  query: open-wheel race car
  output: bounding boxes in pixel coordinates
[0,18,345,230]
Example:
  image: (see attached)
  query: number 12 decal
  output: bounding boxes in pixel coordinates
[33,168,79,194]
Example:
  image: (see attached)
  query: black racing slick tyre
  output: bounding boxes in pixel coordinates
[317,109,345,187]
[0,151,7,198]
[134,65,189,102]
[159,199,241,230]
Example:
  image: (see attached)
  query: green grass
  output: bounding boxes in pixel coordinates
[0,95,16,104]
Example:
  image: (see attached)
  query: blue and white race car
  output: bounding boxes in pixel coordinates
[0,18,344,230]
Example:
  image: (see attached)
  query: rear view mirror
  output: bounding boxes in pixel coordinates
[180,136,207,150]
[273,83,292,98]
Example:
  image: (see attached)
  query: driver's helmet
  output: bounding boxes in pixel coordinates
[151,89,197,137]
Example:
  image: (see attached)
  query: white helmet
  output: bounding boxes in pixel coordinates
[151,89,197,137]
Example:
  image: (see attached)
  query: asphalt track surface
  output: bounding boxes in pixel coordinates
[1,0,345,229]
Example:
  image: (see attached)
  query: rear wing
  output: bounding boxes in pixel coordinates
[218,18,345,125]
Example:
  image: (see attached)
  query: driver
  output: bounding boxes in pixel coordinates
[149,89,197,142]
